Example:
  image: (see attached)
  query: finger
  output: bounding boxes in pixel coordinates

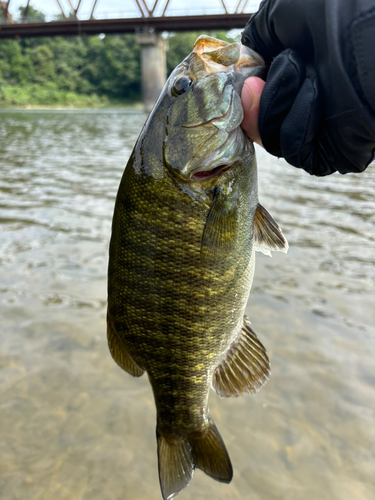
[241,77,265,147]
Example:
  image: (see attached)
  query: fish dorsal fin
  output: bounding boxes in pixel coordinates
[107,313,144,377]
[212,316,270,397]
[253,203,288,256]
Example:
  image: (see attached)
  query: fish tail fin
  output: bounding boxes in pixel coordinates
[157,418,232,500]
[157,427,194,500]
[189,417,233,484]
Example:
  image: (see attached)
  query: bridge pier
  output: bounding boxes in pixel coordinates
[136,32,168,113]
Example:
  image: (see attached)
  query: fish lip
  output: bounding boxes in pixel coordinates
[191,163,232,182]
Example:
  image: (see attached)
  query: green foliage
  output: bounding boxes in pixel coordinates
[0,33,141,107]
[18,6,46,23]
[82,35,140,99]
[0,83,108,107]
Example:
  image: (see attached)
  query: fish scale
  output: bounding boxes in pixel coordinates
[107,35,288,500]
[110,153,251,409]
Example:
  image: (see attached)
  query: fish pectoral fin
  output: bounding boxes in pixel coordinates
[157,429,194,500]
[253,203,288,256]
[212,316,270,397]
[189,417,233,483]
[201,187,238,259]
[107,313,144,377]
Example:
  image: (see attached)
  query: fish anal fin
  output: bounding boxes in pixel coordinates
[189,418,233,484]
[212,316,270,397]
[253,203,288,256]
[107,313,144,377]
[157,429,194,500]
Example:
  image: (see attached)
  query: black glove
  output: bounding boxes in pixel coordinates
[241,0,375,176]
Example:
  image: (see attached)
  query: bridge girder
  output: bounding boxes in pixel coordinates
[0,14,252,39]
[0,0,253,38]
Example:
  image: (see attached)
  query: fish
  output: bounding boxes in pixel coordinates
[107,35,288,500]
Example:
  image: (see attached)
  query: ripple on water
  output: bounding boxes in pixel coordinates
[0,111,374,500]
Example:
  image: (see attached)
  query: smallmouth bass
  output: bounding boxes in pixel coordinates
[107,35,288,500]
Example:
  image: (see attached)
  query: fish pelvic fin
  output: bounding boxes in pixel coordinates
[107,312,144,377]
[157,418,232,500]
[212,315,270,397]
[253,203,288,256]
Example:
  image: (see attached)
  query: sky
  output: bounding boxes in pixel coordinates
[7,1,263,22]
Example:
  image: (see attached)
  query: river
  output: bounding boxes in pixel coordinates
[0,109,374,500]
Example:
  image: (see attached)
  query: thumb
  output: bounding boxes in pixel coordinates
[241,77,265,147]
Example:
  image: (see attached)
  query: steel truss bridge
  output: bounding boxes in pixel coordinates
[0,0,255,38]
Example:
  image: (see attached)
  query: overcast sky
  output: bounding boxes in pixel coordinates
[8,0,262,21]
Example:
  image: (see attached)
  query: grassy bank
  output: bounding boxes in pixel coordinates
[0,83,143,109]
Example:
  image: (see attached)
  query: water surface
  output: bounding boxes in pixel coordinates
[0,110,374,500]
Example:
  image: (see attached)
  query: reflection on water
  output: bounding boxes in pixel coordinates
[0,110,374,500]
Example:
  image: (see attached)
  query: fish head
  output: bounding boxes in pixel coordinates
[163,35,266,183]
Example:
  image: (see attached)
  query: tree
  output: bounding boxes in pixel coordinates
[18,5,46,23]
[81,35,141,100]
[0,40,31,85]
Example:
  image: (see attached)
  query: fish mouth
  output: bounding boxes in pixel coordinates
[192,164,231,181]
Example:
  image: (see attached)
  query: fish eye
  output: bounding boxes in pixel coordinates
[172,75,193,96]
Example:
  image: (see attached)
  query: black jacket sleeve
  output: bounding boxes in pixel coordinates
[241,0,375,176]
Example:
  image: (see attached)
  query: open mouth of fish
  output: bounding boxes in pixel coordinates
[192,163,231,181]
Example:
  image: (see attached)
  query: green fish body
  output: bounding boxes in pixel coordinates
[107,36,288,500]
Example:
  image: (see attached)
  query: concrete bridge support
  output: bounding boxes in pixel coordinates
[136,31,168,113]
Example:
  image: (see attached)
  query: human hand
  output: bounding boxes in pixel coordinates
[241,76,265,148]
[241,0,375,176]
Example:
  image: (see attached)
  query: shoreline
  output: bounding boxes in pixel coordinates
[0,102,144,111]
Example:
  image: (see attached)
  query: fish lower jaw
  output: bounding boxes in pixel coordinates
[191,164,232,182]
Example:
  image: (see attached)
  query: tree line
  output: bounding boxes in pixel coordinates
[0,7,237,107]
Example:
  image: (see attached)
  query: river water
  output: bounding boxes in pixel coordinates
[0,110,374,500]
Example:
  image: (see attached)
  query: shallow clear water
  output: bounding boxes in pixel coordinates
[0,110,374,500]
